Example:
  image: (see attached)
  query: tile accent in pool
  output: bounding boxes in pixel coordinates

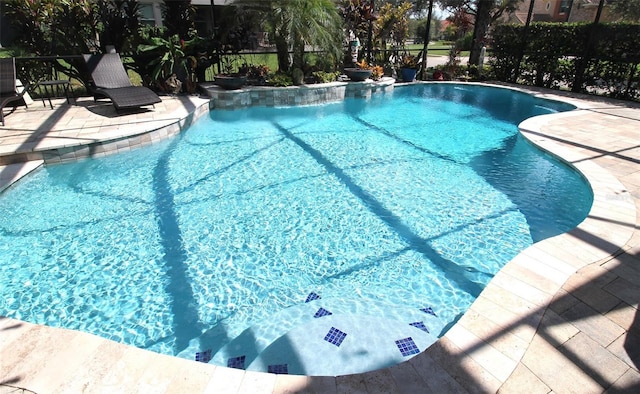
[395,337,420,357]
[305,292,321,303]
[420,307,437,317]
[195,349,212,363]
[314,307,332,318]
[410,321,429,333]
[268,364,289,374]
[227,355,246,370]
[324,327,347,347]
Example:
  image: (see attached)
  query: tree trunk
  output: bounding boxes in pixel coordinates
[470,0,493,66]
[292,33,305,71]
[275,35,290,72]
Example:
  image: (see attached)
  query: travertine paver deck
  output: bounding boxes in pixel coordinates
[1,84,640,393]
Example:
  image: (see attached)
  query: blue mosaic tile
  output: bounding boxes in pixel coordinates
[305,292,321,303]
[227,355,246,370]
[324,327,347,347]
[314,307,333,318]
[195,349,212,363]
[410,321,429,333]
[268,364,289,374]
[420,307,437,317]
[396,337,420,357]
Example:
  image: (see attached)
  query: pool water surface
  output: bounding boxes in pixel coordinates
[0,84,592,375]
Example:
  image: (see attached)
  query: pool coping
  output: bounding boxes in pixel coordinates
[1,82,639,392]
[431,84,636,391]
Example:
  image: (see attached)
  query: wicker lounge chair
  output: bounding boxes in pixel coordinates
[0,57,29,126]
[83,53,161,111]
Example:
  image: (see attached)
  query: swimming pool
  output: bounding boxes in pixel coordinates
[0,84,592,376]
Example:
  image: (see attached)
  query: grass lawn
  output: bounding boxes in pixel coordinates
[404,42,470,57]
[238,53,280,73]
[219,41,468,74]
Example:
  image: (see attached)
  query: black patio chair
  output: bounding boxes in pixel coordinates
[0,57,29,126]
[83,53,161,112]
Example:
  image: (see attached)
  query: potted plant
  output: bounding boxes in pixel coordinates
[214,54,247,90]
[399,54,419,82]
[344,60,374,81]
[214,74,247,90]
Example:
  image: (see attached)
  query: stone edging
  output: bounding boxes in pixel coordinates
[201,78,395,109]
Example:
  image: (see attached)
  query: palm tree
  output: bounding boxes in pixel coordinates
[237,0,344,72]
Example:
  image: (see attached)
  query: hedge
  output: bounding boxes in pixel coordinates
[491,22,640,101]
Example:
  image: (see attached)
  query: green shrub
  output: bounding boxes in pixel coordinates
[312,71,340,83]
[268,72,293,87]
[491,22,640,101]
[456,31,474,52]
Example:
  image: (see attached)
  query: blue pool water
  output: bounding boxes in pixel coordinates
[0,84,592,375]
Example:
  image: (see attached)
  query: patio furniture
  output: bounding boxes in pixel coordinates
[0,57,29,126]
[36,58,76,109]
[39,80,75,109]
[83,53,161,112]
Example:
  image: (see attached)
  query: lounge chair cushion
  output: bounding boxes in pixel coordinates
[94,86,162,110]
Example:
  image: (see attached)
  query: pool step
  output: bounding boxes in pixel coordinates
[206,296,445,376]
